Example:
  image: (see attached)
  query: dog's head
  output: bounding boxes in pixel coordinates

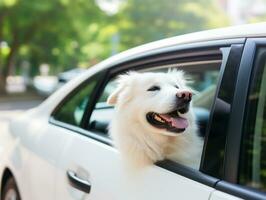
[107,71,194,137]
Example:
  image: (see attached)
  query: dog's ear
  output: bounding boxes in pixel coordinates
[107,84,125,105]
[107,72,136,105]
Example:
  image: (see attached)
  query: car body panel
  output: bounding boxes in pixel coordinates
[0,112,32,200]
[0,109,67,199]
[54,126,215,200]
[210,191,243,200]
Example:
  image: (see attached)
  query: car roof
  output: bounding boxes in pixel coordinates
[93,22,266,71]
[40,22,266,115]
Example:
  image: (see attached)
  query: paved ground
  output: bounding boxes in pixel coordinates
[0,99,43,111]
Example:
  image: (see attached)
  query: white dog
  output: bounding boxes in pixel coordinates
[107,71,203,169]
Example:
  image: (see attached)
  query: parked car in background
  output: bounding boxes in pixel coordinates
[57,68,86,85]
[1,23,266,200]
[33,68,86,97]
[33,75,58,96]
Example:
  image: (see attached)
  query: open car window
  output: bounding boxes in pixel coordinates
[87,58,222,169]
[88,59,222,139]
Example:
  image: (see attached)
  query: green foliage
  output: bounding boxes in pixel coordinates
[116,0,229,51]
[0,0,229,77]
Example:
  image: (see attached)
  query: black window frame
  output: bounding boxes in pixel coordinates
[200,44,244,178]
[49,38,246,191]
[215,38,266,200]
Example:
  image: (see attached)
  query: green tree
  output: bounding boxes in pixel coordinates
[0,0,106,92]
[116,0,229,50]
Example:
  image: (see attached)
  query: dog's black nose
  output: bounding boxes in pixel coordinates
[176,90,192,114]
[176,90,192,102]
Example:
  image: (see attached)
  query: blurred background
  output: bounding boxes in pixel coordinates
[0,0,266,115]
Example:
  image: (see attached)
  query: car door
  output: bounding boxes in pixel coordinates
[16,112,69,200]
[52,40,244,200]
[210,38,266,200]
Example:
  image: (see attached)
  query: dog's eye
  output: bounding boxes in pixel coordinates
[175,85,179,89]
[147,86,160,91]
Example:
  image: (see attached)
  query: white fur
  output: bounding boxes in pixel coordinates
[107,71,203,169]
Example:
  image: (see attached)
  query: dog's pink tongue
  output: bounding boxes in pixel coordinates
[171,117,188,129]
[160,114,188,129]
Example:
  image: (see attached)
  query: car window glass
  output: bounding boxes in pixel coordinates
[52,75,99,126]
[88,59,222,169]
[239,48,266,192]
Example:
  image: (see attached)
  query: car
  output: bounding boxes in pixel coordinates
[1,23,266,200]
[57,68,87,86]
[33,75,58,96]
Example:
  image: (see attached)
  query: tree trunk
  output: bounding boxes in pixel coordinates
[0,9,8,71]
[0,11,7,94]
[0,32,20,94]
[0,75,6,95]
[5,41,19,77]
[0,12,4,77]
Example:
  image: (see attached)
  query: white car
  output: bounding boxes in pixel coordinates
[1,23,266,200]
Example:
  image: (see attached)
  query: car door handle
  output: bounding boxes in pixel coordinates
[67,170,91,193]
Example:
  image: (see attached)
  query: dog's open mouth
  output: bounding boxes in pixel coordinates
[146,110,188,133]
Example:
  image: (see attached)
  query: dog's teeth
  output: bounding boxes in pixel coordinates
[154,115,160,121]
[154,115,164,123]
